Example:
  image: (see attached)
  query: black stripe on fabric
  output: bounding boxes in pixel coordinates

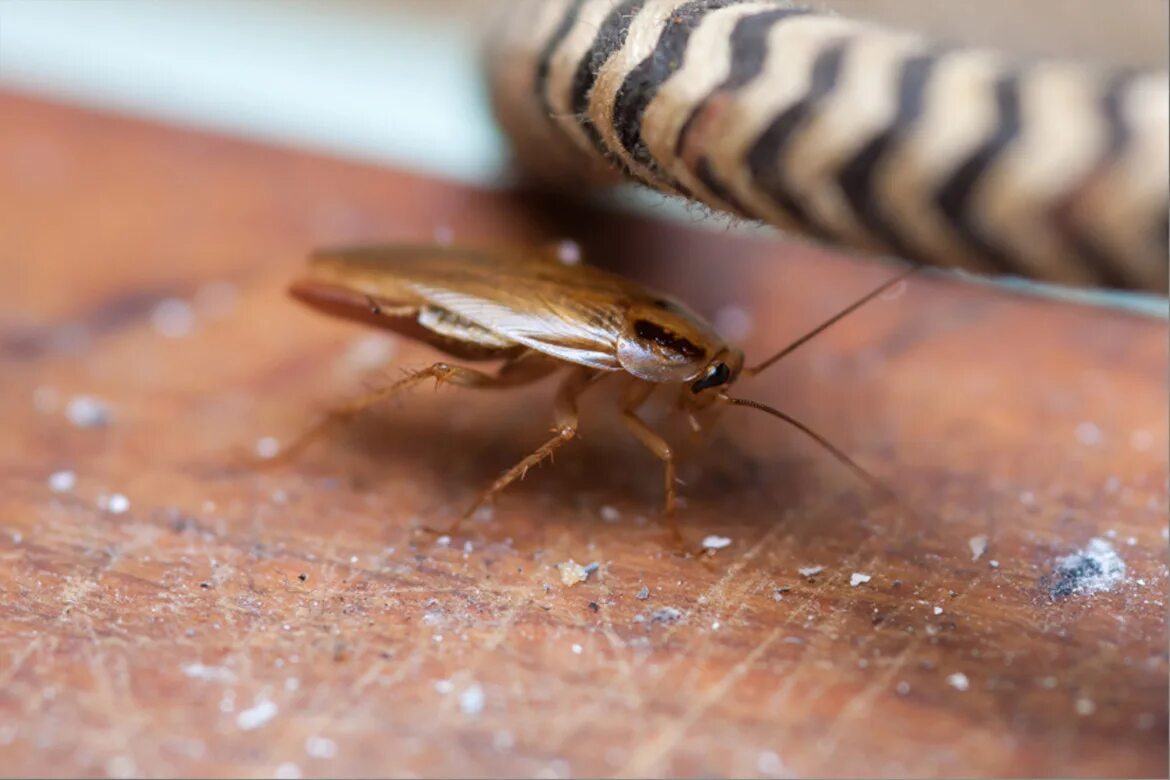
[745,40,849,238]
[933,74,1025,274]
[611,0,733,187]
[674,7,812,158]
[569,0,644,171]
[835,53,936,261]
[535,0,589,121]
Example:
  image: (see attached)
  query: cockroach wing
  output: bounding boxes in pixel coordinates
[409,284,622,370]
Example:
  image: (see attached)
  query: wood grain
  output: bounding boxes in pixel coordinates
[0,92,1166,778]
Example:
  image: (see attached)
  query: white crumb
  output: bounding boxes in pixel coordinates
[255,436,280,459]
[273,762,301,779]
[713,304,753,342]
[459,683,485,716]
[48,470,76,493]
[434,679,454,695]
[1052,537,1126,596]
[66,395,110,428]
[850,572,871,587]
[150,298,196,338]
[947,672,970,691]
[436,535,451,547]
[599,505,621,523]
[1075,698,1096,716]
[1074,421,1103,446]
[180,663,236,683]
[304,736,337,759]
[98,493,130,514]
[344,334,397,372]
[554,239,581,265]
[570,643,583,655]
[701,535,732,551]
[236,699,278,730]
[989,559,1000,569]
[798,565,824,577]
[933,606,943,616]
[968,534,988,561]
[558,559,591,586]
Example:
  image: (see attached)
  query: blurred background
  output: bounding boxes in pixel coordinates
[3,0,1165,187]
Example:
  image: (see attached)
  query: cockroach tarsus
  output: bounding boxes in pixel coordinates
[275,243,917,540]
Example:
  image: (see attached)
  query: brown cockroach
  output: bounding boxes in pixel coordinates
[280,242,915,537]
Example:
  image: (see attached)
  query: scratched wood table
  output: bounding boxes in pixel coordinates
[1,93,1166,778]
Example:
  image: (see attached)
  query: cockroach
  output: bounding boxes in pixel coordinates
[279,243,915,538]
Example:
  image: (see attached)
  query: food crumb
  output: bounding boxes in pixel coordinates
[599,505,621,523]
[459,683,485,716]
[635,586,650,601]
[436,535,451,547]
[48,470,76,493]
[1075,698,1096,716]
[558,560,593,586]
[236,700,278,730]
[1050,537,1126,597]
[255,436,280,459]
[968,534,988,561]
[989,560,1000,569]
[151,298,196,338]
[850,572,871,587]
[98,493,130,514]
[555,239,582,266]
[711,620,721,630]
[66,395,110,428]
[570,643,583,655]
[798,565,824,577]
[933,606,943,616]
[701,535,732,551]
[947,672,970,691]
[649,607,683,624]
[304,736,337,759]
[772,588,785,602]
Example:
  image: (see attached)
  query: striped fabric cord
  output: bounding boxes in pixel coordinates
[485,0,1169,293]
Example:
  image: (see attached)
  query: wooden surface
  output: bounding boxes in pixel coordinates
[1,92,1167,778]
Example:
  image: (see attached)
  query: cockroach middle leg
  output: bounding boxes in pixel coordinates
[619,380,683,546]
[267,354,556,467]
[434,365,597,536]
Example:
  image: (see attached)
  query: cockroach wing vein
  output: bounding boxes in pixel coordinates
[411,283,623,371]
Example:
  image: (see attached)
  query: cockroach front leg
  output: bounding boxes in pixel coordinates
[436,365,597,535]
[620,380,684,545]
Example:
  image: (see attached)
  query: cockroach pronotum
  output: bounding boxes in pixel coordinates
[277,243,916,539]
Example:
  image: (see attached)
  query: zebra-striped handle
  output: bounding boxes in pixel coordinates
[485,0,1169,293]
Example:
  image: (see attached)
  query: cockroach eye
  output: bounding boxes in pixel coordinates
[691,362,730,393]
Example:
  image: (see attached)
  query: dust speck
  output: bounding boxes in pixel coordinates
[932,606,943,616]
[713,304,753,342]
[1075,697,1096,716]
[459,683,485,716]
[570,643,583,655]
[701,534,732,551]
[1074,421,1103,446]
[98,493,130,514]
[649,607,683,624]
[850,572,871,587]
[181,662,236,683]
[236,699,278,730]
[1050,537,1126,597]
[947,672,970,691]
[255,436,281,459]
[755,749,783,776]
[798,565,824,577]
[599,504,621,523]
[558,559,594,586]
[48,470,76,493]
[433,225,454,245]
[305,735,338,759]
[554,239,582,266]
[274,762,301,779]
[635,586,650,600]
[434,679,454,695]
[151,298,196,338]
[895,681,911,696]
[344,334,397,372]
[66,395,110,428]
[968,534,988,561]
